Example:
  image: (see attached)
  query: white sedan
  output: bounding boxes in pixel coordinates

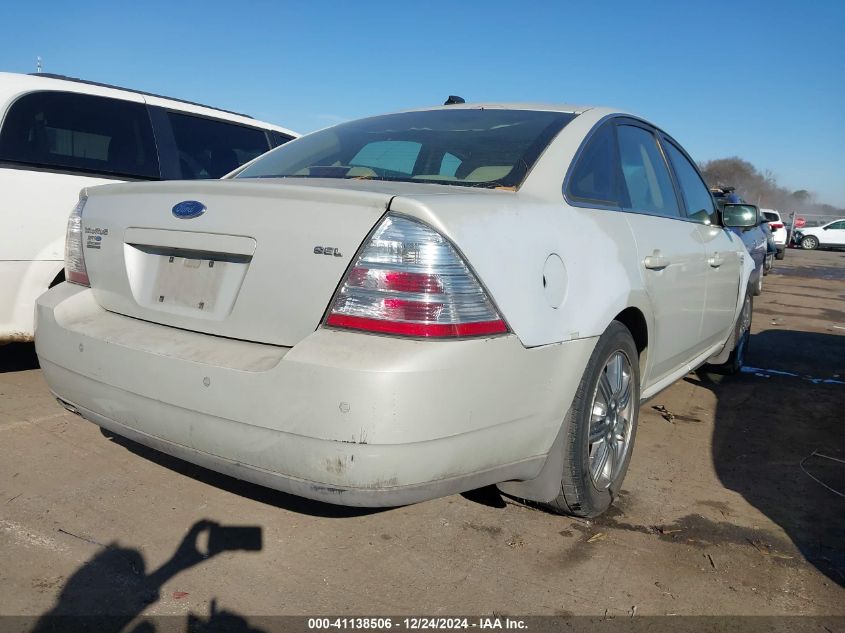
[35,103,754,517]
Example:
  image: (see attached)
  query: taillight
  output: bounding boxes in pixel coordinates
[769,222,784,229]
[326,215,508,338]
[65,196,90,287]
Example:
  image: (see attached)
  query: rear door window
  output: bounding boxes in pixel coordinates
[662,139,716,222]
[0,91,159,178]
[616,124,680,218]
[167,112,271,179]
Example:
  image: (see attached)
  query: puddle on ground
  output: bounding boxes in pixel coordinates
[556,505,800,569]
[773,265,845,281]
[740,366,845,384]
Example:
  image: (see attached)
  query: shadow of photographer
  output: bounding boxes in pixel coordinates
[31,520,265,633]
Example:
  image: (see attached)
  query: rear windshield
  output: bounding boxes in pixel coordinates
[762,212,779,221]
[235,109,575,189]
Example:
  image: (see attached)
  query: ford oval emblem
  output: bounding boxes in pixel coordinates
[172,200,206,219]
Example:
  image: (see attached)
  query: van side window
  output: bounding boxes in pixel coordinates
[616,125,680,218]
[167,112,271,179]
[566,122,619,205]
[0,91,159,178]
[270,131,294,148]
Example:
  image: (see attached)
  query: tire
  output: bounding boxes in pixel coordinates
[801,236,819,250]
[775,247,785,261]
[544,321,640,518]
[752,269,763,296]
[711,292,753,375]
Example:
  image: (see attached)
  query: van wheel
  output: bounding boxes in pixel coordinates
[544,321,640,518]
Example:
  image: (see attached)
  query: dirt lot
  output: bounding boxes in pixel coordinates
[0,248,843,625]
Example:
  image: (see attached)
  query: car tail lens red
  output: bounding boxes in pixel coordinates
[326,215,508,338]
[770,222,784,229]
[65,196,90,287]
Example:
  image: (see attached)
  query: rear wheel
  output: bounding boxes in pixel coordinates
[710,292,752,375]
[801,236,819,250]
[545,321,640,518]
[775,247,785,261]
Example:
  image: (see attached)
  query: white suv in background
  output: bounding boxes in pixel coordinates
[760,209,787,260]
[0,71,296,343]
[795,219,845,250]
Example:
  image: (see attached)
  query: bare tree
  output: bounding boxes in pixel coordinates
[698,157,842,218]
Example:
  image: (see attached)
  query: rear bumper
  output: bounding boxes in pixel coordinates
[35,284,596,506]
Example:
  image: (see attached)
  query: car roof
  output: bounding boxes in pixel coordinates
[0,71,297,137]
[421,102,594,114]
[378,102,620,118]
[344,103,648,136]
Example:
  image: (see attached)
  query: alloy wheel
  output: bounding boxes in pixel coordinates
[588,351,635,489]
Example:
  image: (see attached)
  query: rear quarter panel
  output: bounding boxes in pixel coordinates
[388,193,650,350]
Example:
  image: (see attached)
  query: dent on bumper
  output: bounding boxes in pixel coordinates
[35,284,597,506]
[49,375,547,507]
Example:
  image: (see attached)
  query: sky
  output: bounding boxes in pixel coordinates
[1,0,843,206]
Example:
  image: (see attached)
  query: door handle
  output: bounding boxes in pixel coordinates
[643,251,670,270]
[708,253,725,268]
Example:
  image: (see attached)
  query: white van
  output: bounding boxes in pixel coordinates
[0,71,296,343]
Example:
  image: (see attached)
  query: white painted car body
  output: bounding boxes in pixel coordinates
[35,104,753,507]
[797,219,845,248]
[761,209,787,247]
[0,71,296,343]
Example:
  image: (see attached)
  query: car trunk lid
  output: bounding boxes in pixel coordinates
[79,179,390,346]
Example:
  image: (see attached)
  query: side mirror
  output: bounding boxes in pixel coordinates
[722,203,759,228]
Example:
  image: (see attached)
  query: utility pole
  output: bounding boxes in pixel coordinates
[36,57,42,73]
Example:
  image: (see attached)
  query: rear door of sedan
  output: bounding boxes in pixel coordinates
[660,136,741,349]
[612,121,710,382]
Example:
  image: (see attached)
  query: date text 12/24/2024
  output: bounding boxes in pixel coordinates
[307,618,527,630]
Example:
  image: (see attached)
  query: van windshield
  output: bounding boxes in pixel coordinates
[235,109,575,189]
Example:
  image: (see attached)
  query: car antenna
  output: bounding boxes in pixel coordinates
[444,95,465,105]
